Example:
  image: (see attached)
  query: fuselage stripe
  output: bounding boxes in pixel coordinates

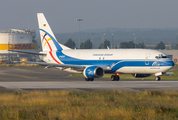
[42,35,61,64]
[49,51,61,64]
[44,38,52,48]
[42,35,52,51]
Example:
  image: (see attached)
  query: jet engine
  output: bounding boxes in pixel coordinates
[134,74,152,78]
[83,66,104,78]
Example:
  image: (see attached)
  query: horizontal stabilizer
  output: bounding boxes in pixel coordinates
[8,50,46,55]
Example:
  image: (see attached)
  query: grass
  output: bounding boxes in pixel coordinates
[0,90,178,119]
[175,64,178,67]
[72,68,178,80]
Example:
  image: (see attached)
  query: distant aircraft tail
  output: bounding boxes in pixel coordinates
[37,13,70,51]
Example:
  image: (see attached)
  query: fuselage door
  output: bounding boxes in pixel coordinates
[145,53,151,65]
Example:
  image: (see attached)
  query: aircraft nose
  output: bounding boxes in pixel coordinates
[164,60,174,70]
[169,60,175,68]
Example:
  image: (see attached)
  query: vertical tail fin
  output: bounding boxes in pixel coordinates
[37,13,70,51]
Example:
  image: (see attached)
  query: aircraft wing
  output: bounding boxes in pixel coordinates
[23,61,112,71]
[8,50,46,55]
[23,61,85,69]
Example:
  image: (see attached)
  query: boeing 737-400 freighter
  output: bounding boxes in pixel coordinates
[13,13,175,81]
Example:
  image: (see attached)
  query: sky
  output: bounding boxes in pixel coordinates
[1,0,178,33]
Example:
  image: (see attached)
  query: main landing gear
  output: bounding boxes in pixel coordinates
[111,73,120,81]
[85,78,94,81]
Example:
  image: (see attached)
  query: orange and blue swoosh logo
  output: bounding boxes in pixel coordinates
[43,38,52,48]
[40,29,62,64]
[40,29,62,51]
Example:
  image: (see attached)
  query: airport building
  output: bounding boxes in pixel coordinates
[0,29,39,63]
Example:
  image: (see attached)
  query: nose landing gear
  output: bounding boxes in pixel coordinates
[111,73,120,81]
[155,76,161,81]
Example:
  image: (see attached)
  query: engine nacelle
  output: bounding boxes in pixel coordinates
[134,74,152,78]
[83,66,104,78]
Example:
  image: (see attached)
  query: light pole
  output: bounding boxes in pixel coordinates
[176,33,177,49]
[139,34,141,43]
[133,33,136,49]
[76,19,83,48]
[102,33,106,49]
[144,40,146,49]
[112,34,114,49]
[71,34,73,49]
[91,33,95,49]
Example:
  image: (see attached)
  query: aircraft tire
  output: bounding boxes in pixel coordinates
[85,78,90,81]
[111,75,115,81]
[85,78,94,81]
[155,76,161,81]
[90,78,94,81]
[116,76,120,81]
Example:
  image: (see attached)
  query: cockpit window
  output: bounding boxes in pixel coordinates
[162,56,168,58]
[155,56,159,59]
[155,54,168,59]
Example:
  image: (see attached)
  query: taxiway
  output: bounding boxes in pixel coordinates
[0,67,177,92]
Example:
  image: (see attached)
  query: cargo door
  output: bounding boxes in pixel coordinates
[145,53,151,65]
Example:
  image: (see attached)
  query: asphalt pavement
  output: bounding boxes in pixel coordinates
[0,67,178,92]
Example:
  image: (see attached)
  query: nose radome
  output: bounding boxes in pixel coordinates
[171,61,175,67]
[169,61,174,69]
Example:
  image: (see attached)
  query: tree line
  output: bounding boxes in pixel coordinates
[64,38,178,50]
[64,38,111,49]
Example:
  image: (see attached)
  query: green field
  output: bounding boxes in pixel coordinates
[0,91,178,119]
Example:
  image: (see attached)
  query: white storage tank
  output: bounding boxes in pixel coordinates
[0,29,39,63]
[0,29,38,53]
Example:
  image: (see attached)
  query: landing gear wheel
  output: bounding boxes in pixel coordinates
[85,78,94,81]
[90,78,94,81]
[116,76,120,81]
[155,76,161,81]
[111,75,115,81]
[85,78,89,81]
[111,74,120,81]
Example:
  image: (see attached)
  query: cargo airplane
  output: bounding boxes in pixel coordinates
[14,13,175,81]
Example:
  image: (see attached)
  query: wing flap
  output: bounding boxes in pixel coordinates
[23,61,84,69]
[23,61,112,72]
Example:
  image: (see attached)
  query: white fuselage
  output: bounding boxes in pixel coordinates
[42,49,174,74]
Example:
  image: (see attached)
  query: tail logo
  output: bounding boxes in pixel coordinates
[43,38,52,48]
[40,29,63,51]
[41,34,52,51]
